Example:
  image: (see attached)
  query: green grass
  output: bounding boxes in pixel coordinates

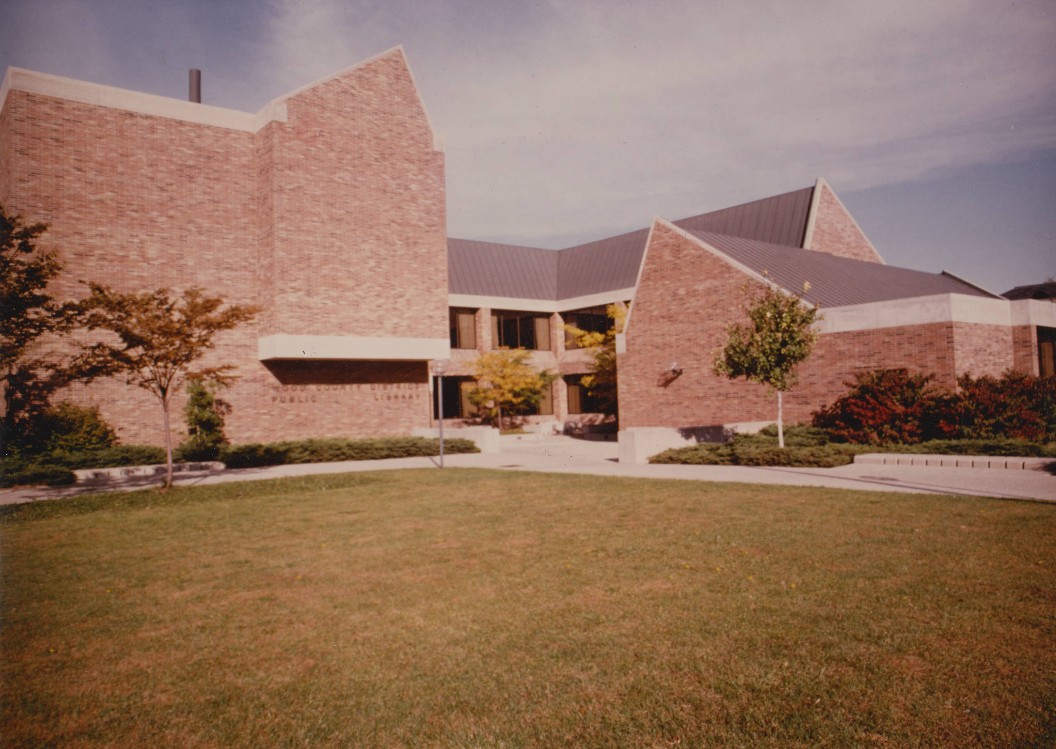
[3,470,1055,747]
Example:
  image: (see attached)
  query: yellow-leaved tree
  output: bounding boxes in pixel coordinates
[468,348,554,430]
[563,302,626,419]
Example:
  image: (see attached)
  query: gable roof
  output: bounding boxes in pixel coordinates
[687,230,999,307]
[447,238,558,300]
[555,228,649,299]
[674,186,813,247]
[448,187,821,302]
[1002,281,1056,301]
[447,181,996,308]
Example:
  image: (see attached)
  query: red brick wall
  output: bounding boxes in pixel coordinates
[619,223,777,428]
[951,323,1014,378]
[1012,325,1039,376]
[619,222,1024,430]
[2,88,261,446]
[808,182,884,264]
[264,49,448,339]
[1,50,450,446]
[0,96,10,205]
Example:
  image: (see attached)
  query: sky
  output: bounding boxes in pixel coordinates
[1,0,1053,294]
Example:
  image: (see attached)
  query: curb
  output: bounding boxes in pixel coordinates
[854,454,1053,471]
[73,461,225,484]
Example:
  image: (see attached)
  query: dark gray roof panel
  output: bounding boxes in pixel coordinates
[556,228,649,300]
[447,238,558,299]
[1002,281,1056,301]
[674,187,814,247]
[689,230,999,307]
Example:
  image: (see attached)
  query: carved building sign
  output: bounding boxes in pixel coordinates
[269,382,426,405]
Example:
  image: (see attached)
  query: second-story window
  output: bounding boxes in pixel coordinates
[450,308,477,349]
[491,311,551,350]
[564,305,611,349]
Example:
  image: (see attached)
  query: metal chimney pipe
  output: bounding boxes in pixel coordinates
[189,69,201,103]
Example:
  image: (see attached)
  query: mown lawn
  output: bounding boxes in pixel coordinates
[2,469,1054,747]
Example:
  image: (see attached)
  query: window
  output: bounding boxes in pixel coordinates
[513,380,553,416]
[1039,327,1056,379]
[449,308,477,349]
[564,375,601,414]
[564,305,611,349]
[491,311,551,350]
[433,376,478,419]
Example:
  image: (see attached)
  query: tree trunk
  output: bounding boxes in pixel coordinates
[777,390,785,449]
[161,395,174,489]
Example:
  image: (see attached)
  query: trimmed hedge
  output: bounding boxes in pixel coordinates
[1,437,480,487]
[649,425,1056,467]
[0,460,77,487]
[650,426,863,467]
[1,446,168,488]
[220,437,479,469]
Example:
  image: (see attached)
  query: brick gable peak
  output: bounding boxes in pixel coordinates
[802,177,886,264]
[272,46,440,150]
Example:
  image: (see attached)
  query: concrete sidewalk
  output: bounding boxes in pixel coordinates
[2,435,1054,505]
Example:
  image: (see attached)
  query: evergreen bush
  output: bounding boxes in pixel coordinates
[177,379,229,461]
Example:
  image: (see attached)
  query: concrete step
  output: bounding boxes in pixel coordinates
[73,461,225,484]
[854,453,1053,471]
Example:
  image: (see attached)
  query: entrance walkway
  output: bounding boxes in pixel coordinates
[2,435,1054,505]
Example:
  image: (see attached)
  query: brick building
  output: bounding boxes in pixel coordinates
[2,48,1053,458]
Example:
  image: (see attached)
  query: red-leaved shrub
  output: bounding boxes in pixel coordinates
[813,369,1055,444]
[954,371,1056,442]
[811,369,955,445]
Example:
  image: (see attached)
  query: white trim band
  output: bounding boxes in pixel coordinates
[259,334,451,361]
[448,288,635,314]
[816,294,1021,334]
[2,67,287,132]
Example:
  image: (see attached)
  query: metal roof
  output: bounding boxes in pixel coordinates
[688,230,999,307]
[674,186,813,247]
[1002,281,1056,301]
[556,228,649,300]
[447,183,998,308]
[447,238,558,300]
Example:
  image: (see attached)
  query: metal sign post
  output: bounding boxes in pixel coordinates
[430,360,449,468]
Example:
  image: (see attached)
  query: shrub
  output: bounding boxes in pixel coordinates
[0,458,76,487]
[178,379,229,461]
[953,372,1056,442]
[813,369,1056,445]
[219,443,290,469]
[892,439,1056,458]
[650,426,863,467]
[10,402,118,456]
[221,437,479,469]
[812,369,955,445]
[42,445,167,470]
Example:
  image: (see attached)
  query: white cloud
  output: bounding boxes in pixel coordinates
[414,0,1056,244]
[3,0,1053,256]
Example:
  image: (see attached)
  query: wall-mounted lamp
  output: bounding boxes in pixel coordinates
[657,361,684,388]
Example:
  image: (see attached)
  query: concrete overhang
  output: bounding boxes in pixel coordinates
[448,288,635,314]
[258,334,450,362]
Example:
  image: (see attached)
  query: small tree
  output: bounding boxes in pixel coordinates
[0,208,82,454]
[714,283,819,448]
[564,303,625,418]
[468,348,554,430]
[179,377,230,461]
[77,285,257,488]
